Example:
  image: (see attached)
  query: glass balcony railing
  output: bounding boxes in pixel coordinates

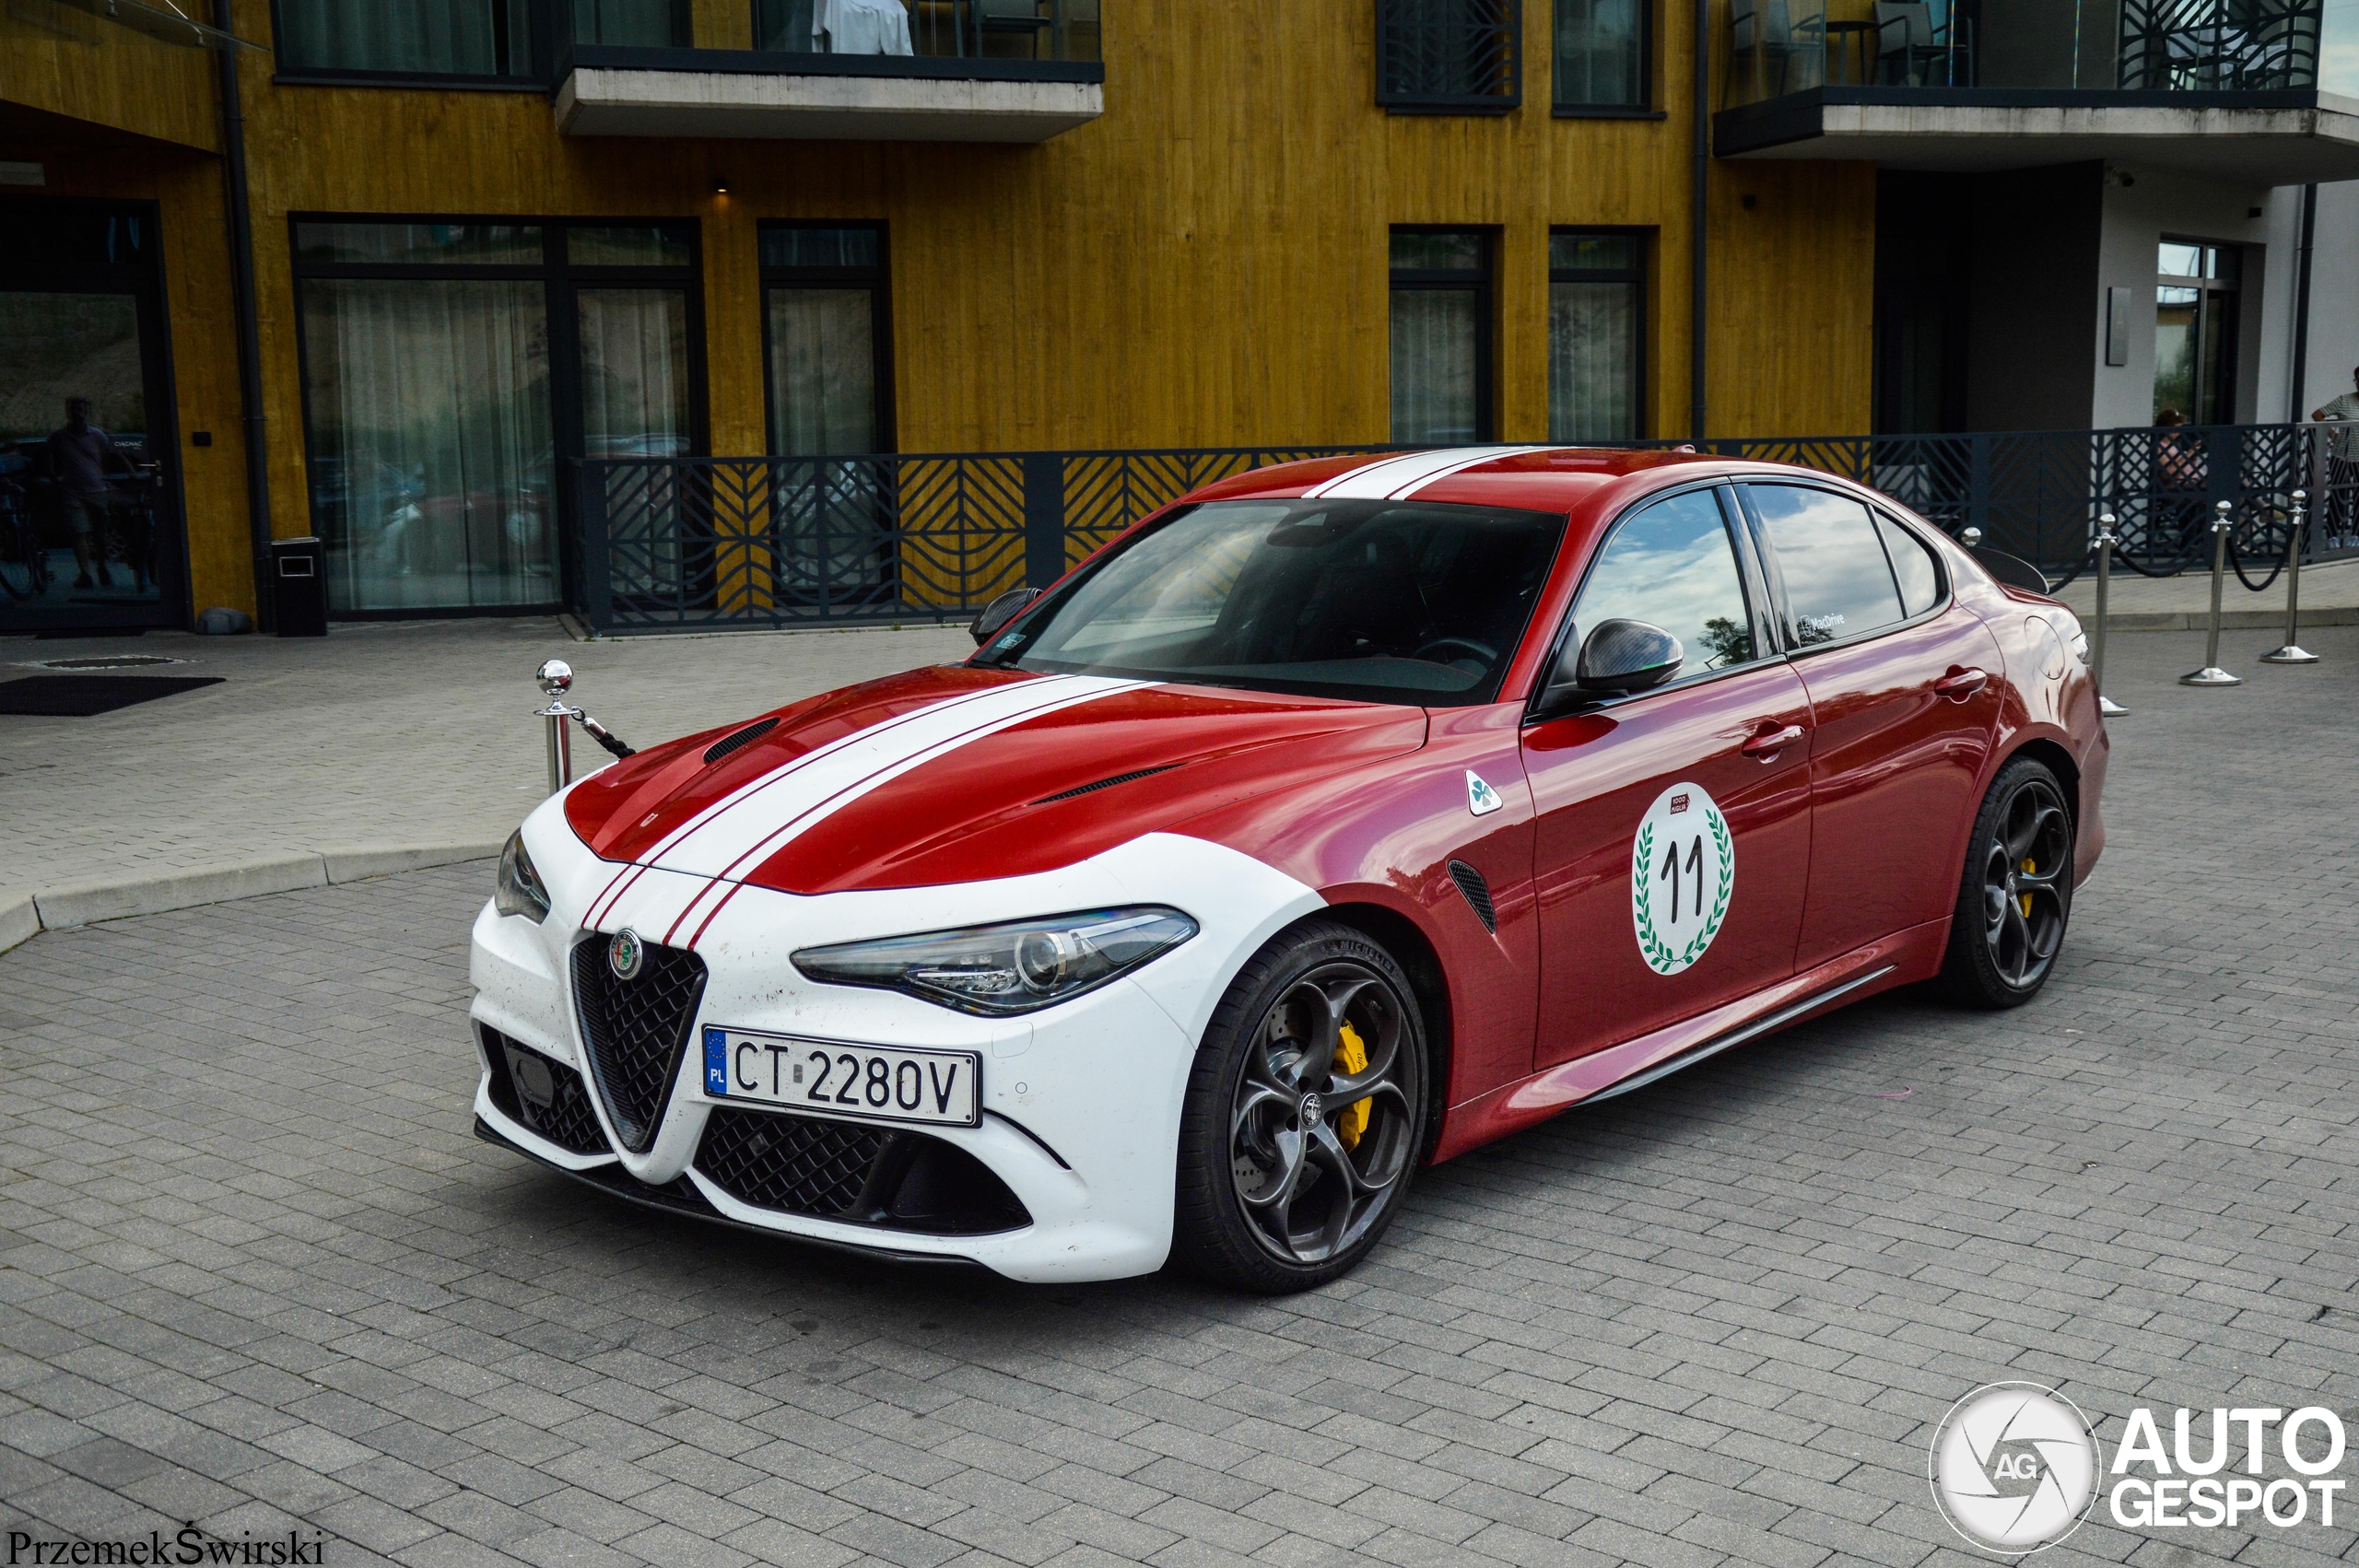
[1726,0,2358,108]
[750,0,1101,62]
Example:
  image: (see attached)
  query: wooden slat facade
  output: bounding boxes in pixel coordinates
[4,0,1873,621]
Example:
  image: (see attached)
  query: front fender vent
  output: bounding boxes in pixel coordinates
[1448,859,1496,934]
[1031,763,1180,805]
[704,717,780,766]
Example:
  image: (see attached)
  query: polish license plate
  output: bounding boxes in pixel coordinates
[702,1026,980,1129]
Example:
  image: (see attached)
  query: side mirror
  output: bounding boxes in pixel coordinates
[1568,618,1684,696]
[969,587,1041,646]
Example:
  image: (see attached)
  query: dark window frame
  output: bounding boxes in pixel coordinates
[1546,226,1649,442]
[1377,0,1525,114]
[757,221,896,459]
[1551,0,1661,116]
[269,0,559,88]
[2154,235,2242,426]
[1389,226,1497,446]
[287,213,710,621]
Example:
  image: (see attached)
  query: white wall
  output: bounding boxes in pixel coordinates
[2091,168,2359,429]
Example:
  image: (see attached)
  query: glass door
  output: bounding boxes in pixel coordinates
[0,201,185,633]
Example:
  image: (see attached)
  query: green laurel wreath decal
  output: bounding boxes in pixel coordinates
[1633,805,1734,975]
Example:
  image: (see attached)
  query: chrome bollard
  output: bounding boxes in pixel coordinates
[535,658,576,793]
[2092,514,2127,718]
[2178,500,2241,686]
[2260,488,2319,666]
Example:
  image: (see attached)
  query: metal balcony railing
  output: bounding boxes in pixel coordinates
[570,426,2353,633]
[1377,0,1522,111]
[1725,0,2331,106]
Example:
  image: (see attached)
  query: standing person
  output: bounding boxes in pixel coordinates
[43,397,127,590]
[2312,367,2359,544]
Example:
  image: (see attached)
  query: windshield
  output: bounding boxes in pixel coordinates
[977,498,1567,705]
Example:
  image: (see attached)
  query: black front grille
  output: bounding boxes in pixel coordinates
[571,935,708,1153]
[696,1107,1029,1235]
[482,1027,612,1156]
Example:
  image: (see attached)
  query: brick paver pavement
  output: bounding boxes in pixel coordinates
[0,618,970,919]
[3,624,2356,1568]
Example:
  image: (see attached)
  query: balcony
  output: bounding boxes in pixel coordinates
[555,0,1103,141]
[1714,0,2359,181]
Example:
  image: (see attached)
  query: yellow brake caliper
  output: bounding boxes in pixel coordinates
[1334,1022,1370,1151]
[2020,858,2036,918]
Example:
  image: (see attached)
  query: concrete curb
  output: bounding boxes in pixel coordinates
[3,842,503,955]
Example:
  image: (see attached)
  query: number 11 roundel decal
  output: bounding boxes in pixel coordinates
[1632,782,1735,976]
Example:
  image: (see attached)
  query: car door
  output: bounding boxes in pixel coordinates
[1522,484,1816,1069]
[1737,483,2004,971]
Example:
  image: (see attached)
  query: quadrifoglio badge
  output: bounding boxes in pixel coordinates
[1931,1387,2353,1553]
[1631,781,1732,976]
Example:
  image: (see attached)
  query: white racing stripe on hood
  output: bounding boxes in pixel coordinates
[651,673,1153,885]
[582,674,1077,930]
[1302,446,1557,501]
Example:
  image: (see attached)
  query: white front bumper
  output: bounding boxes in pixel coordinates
[468,798,1320,1282]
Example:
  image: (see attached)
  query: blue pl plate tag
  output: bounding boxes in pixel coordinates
[703,1027,728,1094]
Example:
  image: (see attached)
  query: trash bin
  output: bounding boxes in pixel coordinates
[270,535,326,637]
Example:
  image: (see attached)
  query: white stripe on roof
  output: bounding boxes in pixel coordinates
[1301,446,1562,501]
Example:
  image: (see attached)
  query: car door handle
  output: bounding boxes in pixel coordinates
[1740,723,1805,760]
[1933,666,1989,701]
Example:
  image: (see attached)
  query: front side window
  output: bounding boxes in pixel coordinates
[276,0,536,76]
[979,498,1567,705]
[1548,231,1643,441]
[1391,229,1493,445]
[1567,487,1755,680]
[1745,484,1905,647]
[1554,0,1646,108]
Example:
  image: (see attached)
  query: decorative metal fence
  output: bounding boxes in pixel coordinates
[575,425,2353,634]
[1375,0,1522,111]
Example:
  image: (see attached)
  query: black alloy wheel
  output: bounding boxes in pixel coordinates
[1174,919,1428,1293]
[1941,756,2074,1007]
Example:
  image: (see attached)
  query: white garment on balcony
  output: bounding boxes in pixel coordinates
[815,0,914,54]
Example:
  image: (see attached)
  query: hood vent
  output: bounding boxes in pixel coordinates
[1448,860,1496,934]
[1031,763,1180,805]
[703,717,780,766]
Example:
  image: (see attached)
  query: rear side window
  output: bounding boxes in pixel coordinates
[1876,511,1942,617]
[1744,484,1905,647]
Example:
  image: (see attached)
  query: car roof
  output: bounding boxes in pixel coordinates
[1191,445,1864,521]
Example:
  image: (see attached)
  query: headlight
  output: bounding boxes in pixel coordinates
[495,829,550,923]
[792,907,1198,1015]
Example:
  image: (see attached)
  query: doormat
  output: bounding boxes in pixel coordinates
[0,675,224,716]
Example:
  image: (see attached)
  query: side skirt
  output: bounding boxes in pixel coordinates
[1431,917,1949,1162]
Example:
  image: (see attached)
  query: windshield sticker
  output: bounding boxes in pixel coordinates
[1633,781,1733,976]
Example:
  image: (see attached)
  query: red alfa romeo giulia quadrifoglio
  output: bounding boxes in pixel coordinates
[470,446,2105,1292]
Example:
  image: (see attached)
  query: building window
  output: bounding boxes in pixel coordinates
[2154,240,2239,426]
[761,227,891,457]
[292,219,702,614]
[574,0,692,46]
[1548,231,1643,441]
[274,0,537,78]
[1391,229,1494,445]
[1377,0,1522,112]
[1554,0,1647,110]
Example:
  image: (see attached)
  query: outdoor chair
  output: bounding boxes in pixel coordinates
[1875,2,1966,86]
